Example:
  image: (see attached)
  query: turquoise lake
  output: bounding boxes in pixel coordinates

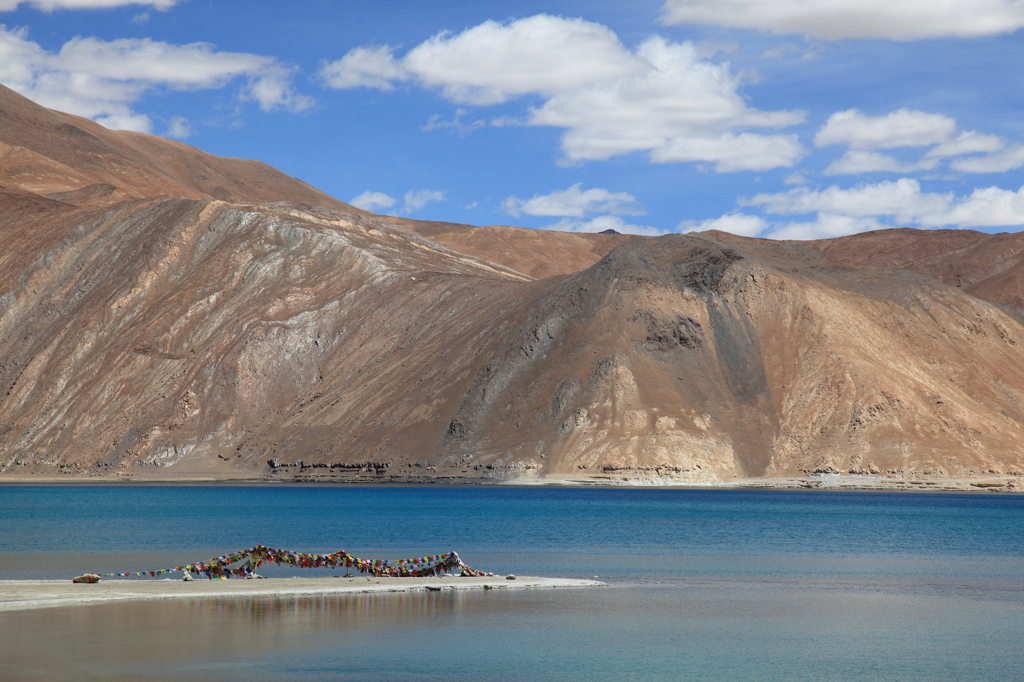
[1,485,1022,681]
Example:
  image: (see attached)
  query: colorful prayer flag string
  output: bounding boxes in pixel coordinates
[97,545,485,580]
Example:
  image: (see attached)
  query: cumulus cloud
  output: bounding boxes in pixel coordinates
[506,184,657,235]
[320,15,806,171]
[659,0,1024,41]
[403,189,445,212]
[240,65,313,113]
[941,186,1024,226]
[349,191,397,212]
[526,34,805,169]
[0,25,310,133]
[678,212,768,237]
[647,131,803,172]
[815,109,956,150]
[745,178,1024,228]
[747,179,948,222]
[543,215,665,236]
[814,109,1017,176]
[0,0,176,10]
[503,183,643,218]
[401,15,646,105]
[318,45,408,90]
[164,115,191,138]
[92,112,151,132]
[421,107,484,134]
[951,145,1024,173]
[926,131,1006,158]
[763,214,888,240]
[824,150,939,175]
[349,189,445,214]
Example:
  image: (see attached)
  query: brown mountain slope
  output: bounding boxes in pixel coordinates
[708,227,1024,309]
[0,197,535,478]
[394,218,644,279]
[0,83,637,283]
[804,228,1024,309]
[428,235,1024,480]
[0,83,356,210]
[3,199,1023,482]
[3,86,1024,484]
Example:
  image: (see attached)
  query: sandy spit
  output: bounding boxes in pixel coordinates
[0,576,605,612]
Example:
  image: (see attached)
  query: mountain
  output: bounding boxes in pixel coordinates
[395,218,644,279]
[0,84,354,209]
[804,228,1024,310]
[2,85,1023,486]
[709,227,1024,311]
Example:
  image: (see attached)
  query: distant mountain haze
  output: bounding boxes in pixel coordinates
[2,84,1022,484]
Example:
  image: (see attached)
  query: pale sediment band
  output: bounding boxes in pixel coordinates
[0,576,606,612]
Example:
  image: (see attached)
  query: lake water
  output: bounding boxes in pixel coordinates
[1,485,1022,681]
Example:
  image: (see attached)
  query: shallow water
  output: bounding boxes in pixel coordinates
[1,486,1022,681]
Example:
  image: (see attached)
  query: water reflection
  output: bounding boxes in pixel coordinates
[1,590,475,681]
[3,580,1023,682]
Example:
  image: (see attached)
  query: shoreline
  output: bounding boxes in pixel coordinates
[0,576,605,612]
[0,472,1020,493]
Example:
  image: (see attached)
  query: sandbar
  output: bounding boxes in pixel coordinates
[0,576,605,612]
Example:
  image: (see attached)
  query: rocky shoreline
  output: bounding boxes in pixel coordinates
[1,472,1021,493]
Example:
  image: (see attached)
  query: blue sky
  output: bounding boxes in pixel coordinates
[2,0,1023,239]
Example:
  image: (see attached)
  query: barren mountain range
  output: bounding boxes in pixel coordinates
[2,84,1023,487]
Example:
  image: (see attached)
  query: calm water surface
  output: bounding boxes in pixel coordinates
[1,485,1022,681]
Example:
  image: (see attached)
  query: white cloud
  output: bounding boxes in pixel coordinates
[349,191,397,212]
[506,184,658,235]
[421,108,484,134]
[815,109,956,150]
[544,215,665,236]
[321,15,805,171]
[659,0,1024,40]
[944,186,1024,226]
[763,214,888,240]
[528,35,805,168]
[401,15,646,105]
[349,189,445,214]
[318,45,408,90]
[0,25,310,132]
[747,178,948,222]
[240,65,313,113]
[814,110,1019,176]
[745,178,1024,228]
[1,25,49,84]
[648,131,803,172]
[94,112,151,132]
[0,0,176,10]
[824,150,939,175]
[950,145,1024,173]
[926,131,1005,158]
[403,189,445,212]
[503,183,643,218]
[679,212,768,237]
[164,115,191,138]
